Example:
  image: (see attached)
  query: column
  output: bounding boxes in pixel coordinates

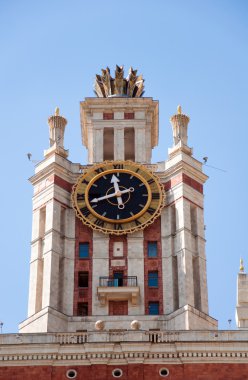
[175,198,194,307]
[196,207,208,313]
[92,231,109,315]
[127,231,144,315]
[161,207,175,314]
[41,200,61,309]
[61,208,75,315]
[28,208,45,316]
[114,127,124,160]
[135,128,146,162]
[93,128,104,163]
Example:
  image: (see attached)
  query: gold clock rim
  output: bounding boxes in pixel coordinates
[84,168,152,223]
[71,160,166,235]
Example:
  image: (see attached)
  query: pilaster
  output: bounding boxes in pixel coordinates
[236,261,248,329]
[127,231,145,315]
[92,231,109,315]
[114,127,124,160]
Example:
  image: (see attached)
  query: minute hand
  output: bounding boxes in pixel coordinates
[90,188,133,203]
[111,174,123,208]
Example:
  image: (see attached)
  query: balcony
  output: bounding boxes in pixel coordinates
[97,276,139,306]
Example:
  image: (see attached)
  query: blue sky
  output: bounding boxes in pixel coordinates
[0,0,247,332]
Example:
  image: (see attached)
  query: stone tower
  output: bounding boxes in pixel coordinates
[19,66,217,333]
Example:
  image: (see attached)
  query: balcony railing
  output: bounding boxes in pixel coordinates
[99,276,137,287]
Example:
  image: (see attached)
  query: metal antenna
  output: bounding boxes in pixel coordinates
[202,158,227,172]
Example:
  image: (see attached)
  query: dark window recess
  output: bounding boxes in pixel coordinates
[148,242,158,257]
[148,271,158,287]
[103,127,114,160]
[124,127,135,160]
[79,243,89,258]
[124,112,134,119]
[103,112,114,120]
[78,272,88,288]
[77,302,88,316]
[114,272,124,287]
[148,301,159,315]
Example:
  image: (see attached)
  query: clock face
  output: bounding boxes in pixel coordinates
[72,161,165,235]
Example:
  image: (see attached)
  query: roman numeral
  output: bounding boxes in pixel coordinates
[147,178,155,185]
[135,219,142,226]
[135,168,140,173]
[113,164,124,169]
[94,219,104,227]
[81,207,90,217]
[114,223,123,230]
[77,194,85,201]
[147,207,156,215]
[82,179,89,185]
[95,167,104,174]
[152,192,160,199]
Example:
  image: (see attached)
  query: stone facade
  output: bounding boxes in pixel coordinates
[19,99,217,333]
[1,331,248,379]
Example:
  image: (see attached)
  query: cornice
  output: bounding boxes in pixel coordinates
[158,160,208,185]
[1,339,248,366]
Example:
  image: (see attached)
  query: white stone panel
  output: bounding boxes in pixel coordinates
[111,259,125,267]
[62,256,74,315]
[135,111,145,119]
[135,128,146,162]
[114,128,124,160]
[114,111,124,119]
[42,251,60,309]
[31,210,40,240]
[127,232,144,315]
[27,259,39,317]
[92,232,109,316]
[93,128,104,162]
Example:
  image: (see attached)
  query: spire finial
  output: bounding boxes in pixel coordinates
[169,105,191,156]
[240,258,244,272]
[45,108,68,158]
[177,105,182,114]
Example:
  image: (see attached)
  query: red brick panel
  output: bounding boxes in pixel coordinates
[164,173,203,194]
[103,113,114,120]
[109,300,128,315]
[53,175,73,193]
[2,363,248,380]
[124,112,134,119]
[143,217,163,315]
[73,218,93,316]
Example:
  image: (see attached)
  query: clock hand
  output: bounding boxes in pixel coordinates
[111,174,124,209]
[90,187,134,204]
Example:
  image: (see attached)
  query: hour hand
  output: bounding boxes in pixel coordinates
[90,187,134,205]
[111,174,124,209]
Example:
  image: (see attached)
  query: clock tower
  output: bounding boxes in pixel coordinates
[19,65,217,333]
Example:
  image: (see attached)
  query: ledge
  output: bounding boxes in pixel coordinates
[97,286,140,306]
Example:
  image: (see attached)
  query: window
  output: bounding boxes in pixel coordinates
[148,271,158,287]
[124,127,135,160]
[103,127,114,160]
[78,272,88,288]
[148,242,157,257]
[114,272,124,287]
[148,301,159,315]
[79,243,89,258]
[77,302,88,316]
